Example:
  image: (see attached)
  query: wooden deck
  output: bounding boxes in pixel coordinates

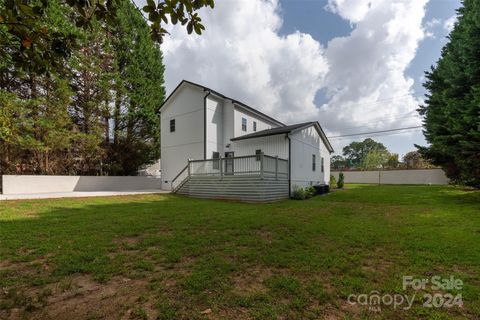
[172,154,290,202]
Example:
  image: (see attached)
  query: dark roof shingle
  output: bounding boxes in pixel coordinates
[231,121,334,153]
[230,122,315,141]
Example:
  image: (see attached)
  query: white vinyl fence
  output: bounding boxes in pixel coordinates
[331,169,448,185]
[1,175,162,195]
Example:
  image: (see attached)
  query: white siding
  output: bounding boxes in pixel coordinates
[321,138,331,185]
[205,95,223,158]
[231,135,289,159]
[222,100,235,150]
[290,126,330,190]
[160,84,205,190]
[233,106,279,138]
[159,82,333,195]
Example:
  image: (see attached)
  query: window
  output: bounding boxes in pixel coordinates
[241,117,247,131]
[212,152,220,170]
[170,119,175,132]
[255,149,262,161]
[312,154,316,171]
[321,157,324,173]
[253,121,257,132]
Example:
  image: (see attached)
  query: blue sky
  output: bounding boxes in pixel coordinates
[277,0,460,156]
[279,0,460,94]
[153,0,462,159]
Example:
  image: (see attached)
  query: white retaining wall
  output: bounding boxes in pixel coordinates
[1,175,162,194]
[331,169,448,185]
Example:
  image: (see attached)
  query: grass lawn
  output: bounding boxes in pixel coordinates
[0,185,479,319]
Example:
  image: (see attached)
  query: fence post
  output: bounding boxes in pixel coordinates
[220,156,223,180]
[275,156,278,180]
[260,152,264,180]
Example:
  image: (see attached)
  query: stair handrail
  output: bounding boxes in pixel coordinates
[171,163,189,192]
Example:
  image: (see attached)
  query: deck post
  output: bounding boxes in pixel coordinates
[220,157,223,179]
[187,159,191,177]
[260,152,264,180]
[275,156,278,180]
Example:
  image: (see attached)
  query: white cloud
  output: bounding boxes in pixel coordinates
[326,0,382,24]
[148,0,429,153]
[424,18,441,38]
[160,0,328,120]
[321,0,427,135]
[425,18,441,28]
[443,15,457,32]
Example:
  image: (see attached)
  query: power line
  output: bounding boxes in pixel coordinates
[331,114,422,133]
[327,126,423,139]
[330,129,424,141]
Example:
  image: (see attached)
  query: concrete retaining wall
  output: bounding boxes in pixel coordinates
[1,175,162,194]
[331,169,448,185]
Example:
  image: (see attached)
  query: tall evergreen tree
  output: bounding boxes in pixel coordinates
[68,19,117,175]
[0,1,78,175]
[417,0,480,187]
[1,0,166,176]
[107,0,165,175]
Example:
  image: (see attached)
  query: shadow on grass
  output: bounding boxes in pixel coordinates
[1,187,480,319]
[0,194,296,282]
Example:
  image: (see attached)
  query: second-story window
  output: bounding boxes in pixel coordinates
[170,119,175,132]
[242,117,247,131]
[253,121,257,132]
[321,157,324,172]
[312,154,316,171]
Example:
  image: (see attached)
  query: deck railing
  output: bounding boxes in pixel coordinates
[171,164,189,192]
[171,153,289,192]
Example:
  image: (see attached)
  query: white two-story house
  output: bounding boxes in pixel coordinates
[160,80,334,201]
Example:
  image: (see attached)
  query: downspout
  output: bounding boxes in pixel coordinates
[203,90,211,159]
[287,134,292,198]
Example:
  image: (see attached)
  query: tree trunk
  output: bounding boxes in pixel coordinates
[113,90,121,145]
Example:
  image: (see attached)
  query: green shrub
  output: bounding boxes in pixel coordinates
[337,172,345,189]
[292,187,306,200]
[330,175,337,189]
[306,186,316,198]
[292,186,316,200]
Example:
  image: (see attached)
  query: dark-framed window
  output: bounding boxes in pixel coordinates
[255,149,262,161]
[312,154,316,171]
[170,119,175,132]
[241,117,247,131]
[321,157,324,172]
[253,121,257,132]
[212,152,220,169]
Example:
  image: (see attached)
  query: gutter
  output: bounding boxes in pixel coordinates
[203,90,211,159]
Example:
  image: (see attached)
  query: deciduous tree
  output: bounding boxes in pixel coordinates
[0,0,214,72]
[342,138,388,168]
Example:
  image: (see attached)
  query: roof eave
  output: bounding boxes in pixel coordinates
[159,80,285,127]
[230,131,286,142]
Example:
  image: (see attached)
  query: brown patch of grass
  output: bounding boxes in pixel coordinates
[231,266,273,295]
[0,253,54,279]
[0,274,158,320]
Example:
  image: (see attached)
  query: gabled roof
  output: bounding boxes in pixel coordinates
[231,121,334,153]
[231,122,314,141]
[159,80,285,127]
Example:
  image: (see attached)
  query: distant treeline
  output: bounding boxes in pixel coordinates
[0,0,165,176]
